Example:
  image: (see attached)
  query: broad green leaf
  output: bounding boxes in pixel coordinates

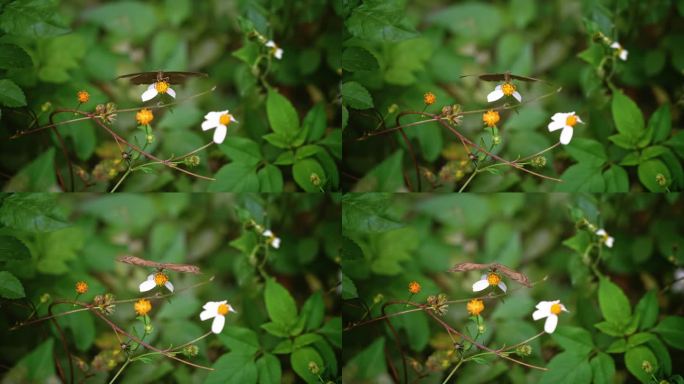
[63,311,95,351]
[262,132,290,149]
[609,133,637,149]
[318,317,341,349]
[343,337,386,381]
[264,278,298,327]
[624,346,657,383]
[638,159,671,192]
[538,351,592,384]
[648,338,672,376]
[300,291,324,331]
[37,34,86,83]
[219,326,261,356]
[4,147,56,191]
[261,321,290,338]
[256,353,281,384]
[552,326,594,357]
[291,347,324,384]
[0,194,68,232]
[5,339,55,382]
[598,277,632,327]
[640,145,668,161]
[0,235,30,262]
[342,46,379,72]
[652,316,684,350]
[352,150,405,192]
[612,91,645,141]
[37,226,84,274]
[205,353,258,384]
[341,273,358,299]
[649,104,671,143]
[627,332,656,348]
[606,339,627,353]
[0,271,26,299]
[603,165,629,192]
[369,227,419,275]
[303,102,327,142]
[0,43,33,69]
[316,149,339,189]
[295,145,323,160]
[345,3,418,42]
[292,158,326,192]
[219,137,262,166]
[0,79,27,107]
[341,194,403,234]
[635,290,659,330]
[555,163,605,192]
[210,163,260,192]
[293,333,324,349]
[429,3,502,43]
[590,352,615,384]
[565,138,607,166]
[267,89,300,138]
[257,165,283,192]
[384,38,433,86]
[84,1,157,39]
[341,81,373,110]
[0,0,69,37]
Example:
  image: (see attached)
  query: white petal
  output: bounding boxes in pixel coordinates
[166,87,176,98]
[204,111,222,121]
[202,119,219,131]
[606,237,614,248]
[487,89,504,102]
[547,120,566,132]
[212,124,227,144]
[229,305,237,313]
[544,314,559,333]
[498,281,507,292]
[512,91,522,102]
[165,281,174,292]
[199,309,215,321]
[536,300,554,311]
[620,50,628,61]
[576,115,584,124]
[610,42,621,49]
[560,126,574,145]
[139,279,156,292]
[263,230,273,237]
[203,301,219,312]
[596,229,606,236]
[473,279,489,292]
[551,112,570,122]
[265,40,276,48]
[272,238,281,249]
[275,49,283,60]
[211,315,226,334]
[141,86,158,102]
[532,309,548,320]
[560,304,569,312]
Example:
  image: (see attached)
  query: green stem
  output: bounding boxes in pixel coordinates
[458,166,479,193]
[442,357,464,384]
[110,167,132,193]
[108,358,131,384]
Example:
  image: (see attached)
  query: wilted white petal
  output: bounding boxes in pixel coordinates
[211,315,226,334]
[560,126,574,145]
[544,314,559,333]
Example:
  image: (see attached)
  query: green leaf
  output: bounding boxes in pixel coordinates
[666,131,684,157]
[353,150,405,192]
[219,327,260,356]
[262,132,291,149]
[648,338,672,376]
[272,340,292,354]
[291,347,324,384]
[598,277,632,327]
[595,321,625,337]
[4,148,57,191]
[261,321,290,338]
[552,326,594,357]
[0,43,33,69]
[257,165,283,193]
[341,273,358,299]
[0,235,30,262]
[640,145,668,161]
[342,46,379,72]
[429,3,502,43]
[256,353,281,384]
[63,311,95,351]
[319,317,341,349]
[84,1,157,39]
[638,159,671,192]
[209,163,260,192]
[627,332,656,348]
[652,316,684,350]
[293,333,324,349]
[649,104,671,143]
[341,81,373,110]
[555,163,605,192]
[624,346,657,383]
[0,79,27,107]
[205,353,258,384]
[0,271,26,299]
[0,0,69,37]
[603,165,629,192]
[296,145,323,160]
[606,339,627,353]
[293,158,326,192]
[8,338,55,382]
[384,38,433,86]
[565,138,607,166]
[37,33,86,83]
[37,226,84,274]
[342,337,386,381]
[590,352,615,384]
[265,278,298,327]
[538,351,592,384]
[345,3,418,43]
[300,291,324,332]
[0,193,68,232]
[612,91,645,141]
[370,227,419,275]
[267,89,300,138]
[220,137,262,166]
[315,149,339,189]
[341,194,403,233]
[303,103,327,142]
[635,290,659,330]
[609,133,637,149]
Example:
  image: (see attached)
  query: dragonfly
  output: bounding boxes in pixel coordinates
[116,70,208,85]
[117,255,201,274]
[448,262,531,287]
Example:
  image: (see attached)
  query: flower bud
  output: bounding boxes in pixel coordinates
[515,344,532,356]
[642,360,653,373]
[531,156,547,168]
[656,173,667,187]
[310,173,321,186]
[182,344,199,357]
[308,361,320,375]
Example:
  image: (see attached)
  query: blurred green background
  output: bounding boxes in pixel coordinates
[0,0,341,192]
[342,193,684,383]
[0,193,341,383]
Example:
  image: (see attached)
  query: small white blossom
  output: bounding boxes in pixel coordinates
[487,82,522,103]
[201,110,238,144]
[596,229,615,248]
[472,272,507,293]
[548,112,583,145]
[610,42,628,61]
[199,300,236,334]
[265,40,283,60]
[139,272,174,293]
[263,229,281,249]
[532,300,568,333]
[673,268,684,294]
[141,81,176,102]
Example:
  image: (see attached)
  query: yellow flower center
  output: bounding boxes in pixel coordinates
[423,92,436,105]
[501,83,516,96]
[550,303,562,315]
[217,303,230,315]
[467,299,484,316]
[219,113,233,126]
[155,81,169,94]
[77,91,90,103]
[408,281,421,294]
[136,108,154,125]
[154,272,168,286]
[75,281,88,294]
[487,273,500,286]
[482,110,500,127]
[134,299,152,316]
[566,115,578,127]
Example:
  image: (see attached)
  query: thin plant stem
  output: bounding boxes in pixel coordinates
[108,358,131,384]
[442,357,464,384]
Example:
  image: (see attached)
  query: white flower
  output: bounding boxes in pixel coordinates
[263,229,281,249]
[472,272,507,293]
[596,229,614,248]
[201,110,238,144]
[487,82,522,103]
[532,300,568,333]
[610,42,628,61]
[673,268,684,294]
[139,272,174,293]
[199,300,236,334]
[547,112,583,145]
[141,81,176,102]
[265,40,283,60]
